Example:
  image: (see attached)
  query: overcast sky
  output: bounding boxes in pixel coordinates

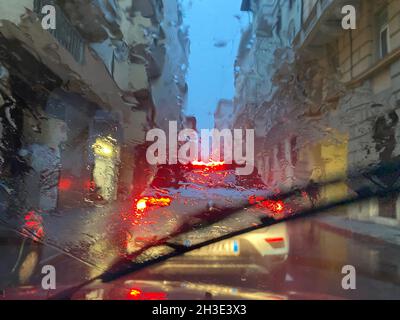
[181,0,250,129]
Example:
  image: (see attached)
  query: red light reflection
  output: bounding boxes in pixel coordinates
[23,210,44,240]
[128,288,167,300]
[135,196,171,212]
[248,196,285,214]
[58,178,72,191]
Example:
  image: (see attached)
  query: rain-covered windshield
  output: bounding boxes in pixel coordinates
[1,0,400,300]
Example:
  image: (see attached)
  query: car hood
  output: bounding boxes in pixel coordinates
[69,276,342,300]
[1,277,342,300]
[69,279,288,300]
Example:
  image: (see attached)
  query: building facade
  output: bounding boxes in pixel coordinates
[234,0,400,225]
[0,0,188,211]
[214,99,235,130]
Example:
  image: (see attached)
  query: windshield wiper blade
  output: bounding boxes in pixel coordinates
[53,159,400,299]
[99,182,400,283]
[0,217,103,272]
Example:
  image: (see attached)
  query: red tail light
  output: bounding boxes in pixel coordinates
[135,196,171,212]
[191,160,226,172]
[265,237,285,249]
[136,198,147,212]
[265,237,284,243]
[191,160,225,167]
[58,178,72,191]
[23,210,44,240]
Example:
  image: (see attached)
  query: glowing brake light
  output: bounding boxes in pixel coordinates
[136,199,147,212]
[135,196,171,212]
[129,288,142,297]
[191,160,225,167]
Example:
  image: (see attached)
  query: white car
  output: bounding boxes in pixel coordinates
[125,162,288,260]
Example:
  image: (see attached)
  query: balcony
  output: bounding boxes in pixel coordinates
[33,0,85,64]
[294,0,361,49]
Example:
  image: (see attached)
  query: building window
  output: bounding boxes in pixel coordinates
[380,25,390,58]
[288,20,296,45]
[276,9,282,35]
[377,8,390,59]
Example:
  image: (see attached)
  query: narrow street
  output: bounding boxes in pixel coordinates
[2,0,400,301]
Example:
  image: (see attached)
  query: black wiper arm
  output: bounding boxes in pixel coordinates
[53,159,400,299]
[0,217,103,272]
[100,181,400,283]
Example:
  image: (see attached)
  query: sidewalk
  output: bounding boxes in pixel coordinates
[38,202,129,268]
[41,202,125,245]
[314,215,400,246]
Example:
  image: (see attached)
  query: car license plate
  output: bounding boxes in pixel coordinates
[187,240,240,256]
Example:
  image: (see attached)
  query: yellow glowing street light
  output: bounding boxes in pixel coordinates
[93,137,115,158]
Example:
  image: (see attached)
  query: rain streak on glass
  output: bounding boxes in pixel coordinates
[0,0,400,300]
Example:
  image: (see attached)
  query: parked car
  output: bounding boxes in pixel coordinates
[124,162,278,253]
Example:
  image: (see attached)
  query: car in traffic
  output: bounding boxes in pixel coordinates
[124,161,287,253]
[149,222,289,285]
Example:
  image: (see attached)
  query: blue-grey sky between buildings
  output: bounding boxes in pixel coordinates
[182,0,250,129]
